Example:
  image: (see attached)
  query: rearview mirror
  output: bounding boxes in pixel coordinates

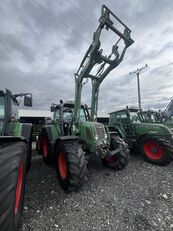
[50,106,55,112]
[24,95,32,107]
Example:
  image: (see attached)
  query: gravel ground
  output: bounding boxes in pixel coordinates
[21,148,173,231]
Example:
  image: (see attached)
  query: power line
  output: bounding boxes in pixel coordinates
[66,0,114,54]
[66,0,114,52]
[30,0,90,44]
[95,0,102,7]
[66,0,96,29]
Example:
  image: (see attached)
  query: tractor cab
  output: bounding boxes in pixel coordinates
[109,107,142,136]
[0,89,32,136]
[51,101,89,136]
[51,100,109,153]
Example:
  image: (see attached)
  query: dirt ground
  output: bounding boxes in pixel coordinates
[21,150,173,231]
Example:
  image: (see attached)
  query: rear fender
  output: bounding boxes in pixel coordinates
[21,123,33,142]
[41,125,53,141]
[108,125,126,139]
[0,136,26,143]
[42,124,61,141]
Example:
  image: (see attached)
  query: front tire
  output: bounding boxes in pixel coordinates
[102,136,129,171]
[139,135,173,165]
[55,140,86,192]
[0,141,27,231]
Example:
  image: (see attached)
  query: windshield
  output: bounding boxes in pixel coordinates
[63,111,72,123]
[142,112,149,122]
[142,111,156,123]
[150,114,156,122]
[54,108,86,122]
[130,112,141,123]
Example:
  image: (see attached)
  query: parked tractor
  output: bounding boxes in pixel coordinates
[37,5,134,192]
[108,106,173,166]
[0,89,32,231]
[142,99,173,131]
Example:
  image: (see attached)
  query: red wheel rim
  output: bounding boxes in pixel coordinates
[58,152,67,179]
[15,162,23,214]
[43,137,48,158]
[144,141,164,160]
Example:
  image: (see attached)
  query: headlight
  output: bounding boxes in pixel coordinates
[95,134,99,140]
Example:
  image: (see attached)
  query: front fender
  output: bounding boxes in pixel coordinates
[108,125,126,139]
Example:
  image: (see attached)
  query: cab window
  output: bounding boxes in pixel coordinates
[0,96,5,118]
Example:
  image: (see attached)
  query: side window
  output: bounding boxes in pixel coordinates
[110,114,114,124]
[79,109,86,122]
[0,96,5,118]
[11,99,19,120]
[54,110,60,121]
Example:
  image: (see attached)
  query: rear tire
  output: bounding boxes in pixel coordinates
[36,134,42,155]
[42,132,53,165]
[37,131,53,165]
[139,135,173,165]
[0,141,27,231]
[55,140,86,192]
[102,136,129,171]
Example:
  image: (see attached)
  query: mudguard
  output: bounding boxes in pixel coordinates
[21,123,32,141]
[55,135,79,143]
[42,125,53,141]
[108,125,126,139]
[0,136,26,143]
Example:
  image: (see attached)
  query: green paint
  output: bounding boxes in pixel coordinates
[109,107,173,143]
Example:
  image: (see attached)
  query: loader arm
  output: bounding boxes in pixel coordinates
[160,99,173,122]
[74,5,134,128]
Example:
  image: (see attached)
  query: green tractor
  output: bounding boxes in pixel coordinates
[0,89,33,231]
[37,5,134,192]
[108,106,173,166]
[142,99,173,131]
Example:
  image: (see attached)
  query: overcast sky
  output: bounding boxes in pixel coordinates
[0,0,173,116]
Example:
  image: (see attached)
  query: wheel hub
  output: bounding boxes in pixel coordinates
[144,141,164,160]
[151,147,158,153]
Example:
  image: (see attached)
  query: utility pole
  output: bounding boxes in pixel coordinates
[129,64,147,110]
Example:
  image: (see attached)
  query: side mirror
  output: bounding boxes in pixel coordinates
[50,106,55,112]
[24,95,32,107]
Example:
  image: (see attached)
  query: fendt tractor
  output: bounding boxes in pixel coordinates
[108,106,173,165]
[37,5,134,192]
[142,99,173,130]
[0,89,32,231]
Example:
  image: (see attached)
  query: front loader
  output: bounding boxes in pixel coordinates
[38,5,134,192]
[0,89,32,231]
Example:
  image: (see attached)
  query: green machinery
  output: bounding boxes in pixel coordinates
[142,99,173,130]
[108,106,173,165]
[0,89,32,230]
[37,5,134,192]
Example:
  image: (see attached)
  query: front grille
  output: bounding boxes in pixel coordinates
[93,122,105,140]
